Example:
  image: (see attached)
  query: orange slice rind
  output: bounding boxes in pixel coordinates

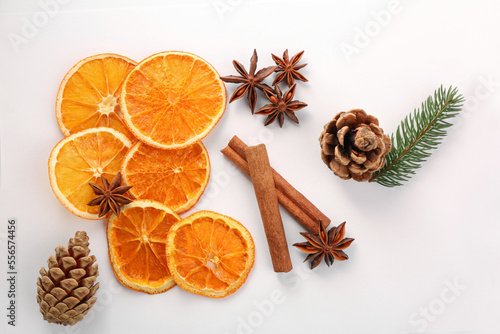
[48,127,132,219]
[56,53,137,142]
[166,211,255,298]
[121,141,210,214]
[120,51,227,149]
[107,200,181,294]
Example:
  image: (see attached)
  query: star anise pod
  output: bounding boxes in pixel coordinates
[220,49,277,113]
[87,172,134,218]
[256,84,307,127]
[272,49,308,87]
[293,221,354,269]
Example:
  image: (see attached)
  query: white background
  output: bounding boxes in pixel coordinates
[0,0,499,333]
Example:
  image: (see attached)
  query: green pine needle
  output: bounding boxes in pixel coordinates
[369,86,465,187]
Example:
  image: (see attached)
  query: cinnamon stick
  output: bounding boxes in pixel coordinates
[221,145,321,233]
[245,144,292,273]
[224,135,330,231]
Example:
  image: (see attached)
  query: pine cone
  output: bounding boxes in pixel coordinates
[36,231,99,326]
[319,109,391,182]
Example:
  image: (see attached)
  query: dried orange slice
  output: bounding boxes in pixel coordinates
[121,141,210,214]
[107,200,181,294]
[48,127,132,219]
[120,51,227,149]
[56,53,137,142]
[166,211,255,298]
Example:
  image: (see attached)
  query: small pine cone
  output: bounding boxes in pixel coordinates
[36,231,99,326]
[319,109,392,182]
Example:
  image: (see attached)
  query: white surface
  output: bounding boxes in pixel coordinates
[1,0,499,333]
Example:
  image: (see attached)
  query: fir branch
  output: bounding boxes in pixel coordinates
[369,86,465,187]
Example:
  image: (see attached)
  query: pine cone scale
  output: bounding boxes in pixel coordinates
[87,264,98,276]
[81,276,96,289]
[61,257,77,271]
[71,246,87,258]
[49,267,65,282]
[56,303,69,313]
[48,256,58,268]
[350,150,366,164]
[369,123,383,135]
[68,269,86,280]
[45,294,58,306]
[329,159,350,179]
[60,278,79,292]
[41,276,54,290]
[87,296,98,307]
[334,146,350,165]
[63,297,80,309]
[354,126,378,151]
[336,112,356,129]
[336,126,349,146]
[51,287,68,301]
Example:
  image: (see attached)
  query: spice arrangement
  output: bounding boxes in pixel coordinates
[49,51,224,221]
[221,136,352,270]
[220,49,275,113]
[221,135,330,233]
[41,46,465,326]
[221,49,308,126]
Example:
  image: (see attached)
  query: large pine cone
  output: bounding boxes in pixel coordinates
[319,109,391,182]
[36,231,99,326]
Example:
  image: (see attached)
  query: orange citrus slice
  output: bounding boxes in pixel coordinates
[166,211,255,298]
[121,141,210,214]
[48,127,132,219]
[120,51,227,149]
[56,53,137,142]
[107,200,181,294]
